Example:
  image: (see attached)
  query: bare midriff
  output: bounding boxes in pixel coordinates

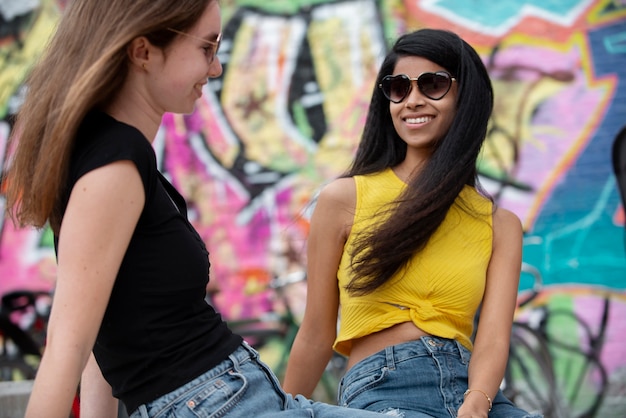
[346,321,430,370]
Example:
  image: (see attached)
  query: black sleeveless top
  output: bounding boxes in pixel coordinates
[57,111,242,413]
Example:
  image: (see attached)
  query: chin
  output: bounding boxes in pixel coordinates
[171,104,196,115]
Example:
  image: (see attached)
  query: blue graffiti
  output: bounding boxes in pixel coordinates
[605,31,626,54]
[423,0,592,33]
[526,19,626,289]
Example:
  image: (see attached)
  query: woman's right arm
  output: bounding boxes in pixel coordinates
[282,177,355,397]
[24,160,145,418]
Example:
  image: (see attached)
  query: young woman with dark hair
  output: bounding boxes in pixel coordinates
[283,29,543,418]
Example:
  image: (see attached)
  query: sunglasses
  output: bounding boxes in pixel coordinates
[379,71,456,102]
[167,28,222,64]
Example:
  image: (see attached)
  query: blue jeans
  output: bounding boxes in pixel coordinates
[337,336,543,418]
[129,341,386,417]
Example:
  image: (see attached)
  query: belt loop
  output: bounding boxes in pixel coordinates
[239,341,258,365]
[241,340,253,356]
[228,341,249,369]
[385,345,396,370]
[455,340,469,365]
[137,404,149,418]
[244,341,259,359]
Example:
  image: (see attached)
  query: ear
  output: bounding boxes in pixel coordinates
[127,36,152,70]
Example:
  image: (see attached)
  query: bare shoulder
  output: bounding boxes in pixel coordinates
[316,177,356,210]
[493,206,522,229]
[310,177,356,239]
[492,206,523,245]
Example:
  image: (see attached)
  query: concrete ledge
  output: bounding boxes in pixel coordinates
[0,380,33,418]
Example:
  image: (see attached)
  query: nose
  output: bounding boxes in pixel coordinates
[404,79,426,107]
[208,57,223,79]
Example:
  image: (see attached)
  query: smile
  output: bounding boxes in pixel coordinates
[405,116,433,124]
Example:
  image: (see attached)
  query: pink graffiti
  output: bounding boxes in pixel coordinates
[486,43,611,228]
[0,223,56,295]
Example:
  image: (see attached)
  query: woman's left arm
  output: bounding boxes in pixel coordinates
[458,207,523,418]
[80,352,119,418]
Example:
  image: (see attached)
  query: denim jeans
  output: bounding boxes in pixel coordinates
[337,336,543,418]
[129,341,386,417]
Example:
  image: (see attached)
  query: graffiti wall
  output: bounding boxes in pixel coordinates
[1,0,625,413]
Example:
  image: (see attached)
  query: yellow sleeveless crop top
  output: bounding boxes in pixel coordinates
[334,168,493,355]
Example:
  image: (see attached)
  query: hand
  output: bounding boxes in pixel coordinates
[457,405,488,418]
[458,389,491,418]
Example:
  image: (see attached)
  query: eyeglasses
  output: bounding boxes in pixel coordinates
[379,71,456,102]
[166,28,222,64]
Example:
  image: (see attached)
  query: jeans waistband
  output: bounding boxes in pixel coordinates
[133,342,257,417]
[382,336,470,369]
[230,341,258,365]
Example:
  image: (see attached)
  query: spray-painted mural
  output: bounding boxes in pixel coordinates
[1,0,626,414]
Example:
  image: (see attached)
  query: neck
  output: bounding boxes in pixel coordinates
[105,104,161,142]
[395,150,430,182]
[104,74,162,142]
[392,164,415,184]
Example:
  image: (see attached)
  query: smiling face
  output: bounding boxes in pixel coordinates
[148,1,223,114]
[389,56,458,160]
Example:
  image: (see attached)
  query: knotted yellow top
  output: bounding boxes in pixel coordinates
[334,168,493,355]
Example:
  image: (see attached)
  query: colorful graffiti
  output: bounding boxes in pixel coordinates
[513,283,626,416]
[1,0,626,412]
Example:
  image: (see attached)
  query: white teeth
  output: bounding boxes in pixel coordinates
[405,116,432,124]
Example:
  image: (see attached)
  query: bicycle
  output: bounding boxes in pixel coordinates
[220,262,613,414]
[0,289,81,417]
[502,263,610,417]
[501,263,560,416]
[0,290,50,382]
[215,270,347,404]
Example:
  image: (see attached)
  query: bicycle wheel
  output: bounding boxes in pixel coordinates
[315,352,348,404]
[539,304,609,418]
[0,356,38,381]
[0,314,42,382]
[503,321,565,417]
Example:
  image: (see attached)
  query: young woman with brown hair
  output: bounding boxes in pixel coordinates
[5,1,387,417]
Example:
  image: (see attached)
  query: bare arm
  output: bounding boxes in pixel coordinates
[282,178,355,397]
[457,207,523,418]
[80,353,119,418]
[25,161,144,418]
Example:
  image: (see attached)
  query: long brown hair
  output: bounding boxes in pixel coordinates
[4,0,215,233]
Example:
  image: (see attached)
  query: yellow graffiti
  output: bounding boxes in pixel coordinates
[0,1,61,118]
